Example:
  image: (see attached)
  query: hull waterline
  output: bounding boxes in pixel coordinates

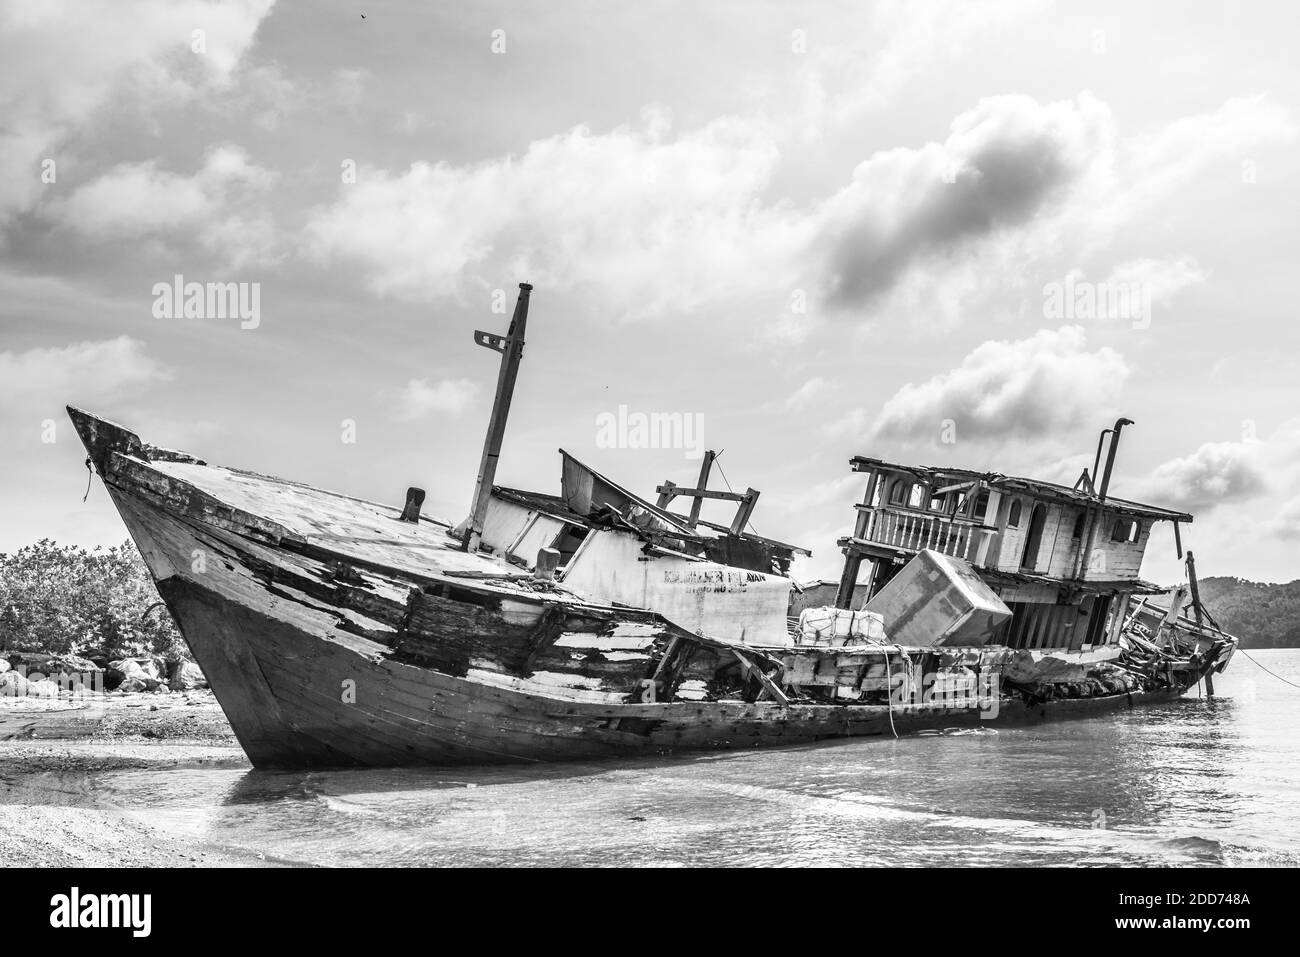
[69,406,1212,769]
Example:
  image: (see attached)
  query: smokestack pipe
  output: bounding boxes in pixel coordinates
[1090,429,1113,495]
[1097,417,1135,502]
[1074,417,1134,581]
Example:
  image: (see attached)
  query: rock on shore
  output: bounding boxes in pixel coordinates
[1,652,208,696]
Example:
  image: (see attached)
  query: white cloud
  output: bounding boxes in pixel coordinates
[788,0,1049,138]
[301,89,1294,334]
[1274,496,1300,541]
[388,378,479,421]
[867,325,1129,443]
[815,93,1112,311]
[820,407,873,442]
[47,146,277,268]
[1102,257,1206,304]
[773,473,863,519]
[1138,441,1268,511]
[816,93,1291,328]
[0,0,275,224]
[305,93,1113,320]
[305,109,803,318]
[1112,95,1297,226]
[775,376,832,413]
[0,336,171,407]
[1130,420,1300,513]
[1121,421,1300,584]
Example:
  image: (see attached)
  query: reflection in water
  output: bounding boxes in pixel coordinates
[17,653,1300,866]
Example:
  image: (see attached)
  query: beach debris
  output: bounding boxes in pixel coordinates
[169,661,207,692]
[795,606,886,647]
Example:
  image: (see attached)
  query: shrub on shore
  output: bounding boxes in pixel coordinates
[0,539,190,664]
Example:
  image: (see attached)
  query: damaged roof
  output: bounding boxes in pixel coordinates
[848,455,1194,524]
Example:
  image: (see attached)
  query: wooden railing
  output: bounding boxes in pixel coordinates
[853,505,997,566]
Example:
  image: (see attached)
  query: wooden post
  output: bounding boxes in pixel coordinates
[728,488,759,536]
[854,471,879,539]
[533,547,560,582]
[1186,550,1214,697]
[1186,551,1204,625]
[399,487,425,523]
[835,552,863,609]
[464,283,532,552]
[654,481,677,510]
[688,450,715,528]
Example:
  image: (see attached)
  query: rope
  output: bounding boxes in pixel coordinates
[1192,594,1300,692]
[713,450,759,537]
[882,647,899,738]
[82,457,93,502]
[1238,648,1300,691]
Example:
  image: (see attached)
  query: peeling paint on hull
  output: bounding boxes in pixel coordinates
[115,496,1182,767]
[71,406,1192,769]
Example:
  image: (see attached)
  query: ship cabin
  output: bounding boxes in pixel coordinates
[472,449,809,647]
[835,453,1192,654]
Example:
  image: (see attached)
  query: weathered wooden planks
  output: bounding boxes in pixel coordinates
[70,405,1205,769]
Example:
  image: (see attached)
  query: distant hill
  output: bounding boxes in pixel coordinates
[1191,577,1300,649]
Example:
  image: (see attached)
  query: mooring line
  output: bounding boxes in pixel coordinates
[1237,648,1300,691]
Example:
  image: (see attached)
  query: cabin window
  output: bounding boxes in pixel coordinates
[1020,503,1048,571]
[870,479,884,507]
[1007,499,1023,528]
[1071,511,1086,539]
[552,526,589,564]
[887,479,907,506]
[907,484,926,509]
[929,492,946,512]
[971,491,990,523]
[1111,518,1141,542]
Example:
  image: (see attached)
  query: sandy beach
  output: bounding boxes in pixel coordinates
[0,692,259,867]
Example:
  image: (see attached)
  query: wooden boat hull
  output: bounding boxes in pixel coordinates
[109,489,1185,767]
[72,407,1197,769]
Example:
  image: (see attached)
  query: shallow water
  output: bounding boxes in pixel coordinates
[8,651,1300,866]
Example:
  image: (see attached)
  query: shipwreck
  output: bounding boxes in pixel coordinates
[68,284,1237,767]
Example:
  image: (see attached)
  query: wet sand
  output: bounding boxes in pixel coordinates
[3,660,1298,867]
[0,692,257,866]
[0,689,236,747]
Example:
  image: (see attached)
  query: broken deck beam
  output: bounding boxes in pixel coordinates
[731,648,789,706]
[655,486,747,503]
[728,488,760,537]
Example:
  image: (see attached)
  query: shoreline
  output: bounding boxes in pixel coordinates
[0,688,237,748]
[0,691,261,867]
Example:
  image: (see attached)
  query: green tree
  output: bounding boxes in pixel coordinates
[0,539,190,661]
[1195,577,1300,649]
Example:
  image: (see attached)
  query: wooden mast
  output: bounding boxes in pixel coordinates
[1186,549,1215,697]
[463,282,531,552]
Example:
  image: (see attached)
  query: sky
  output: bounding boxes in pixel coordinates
[2,0,1298,587]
